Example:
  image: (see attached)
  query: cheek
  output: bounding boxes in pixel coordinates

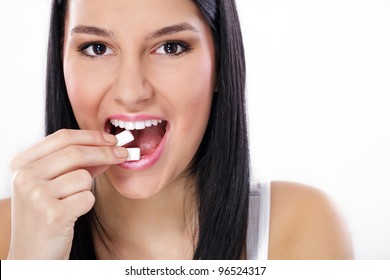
[160,55,215,165]
[159,56,215,129]
[63,59,107,129]
[181,60,214,132]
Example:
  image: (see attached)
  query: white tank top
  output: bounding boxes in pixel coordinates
[246,180,271,260]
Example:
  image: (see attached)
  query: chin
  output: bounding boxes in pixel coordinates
[116,186,160,200]
[106,173,164,200]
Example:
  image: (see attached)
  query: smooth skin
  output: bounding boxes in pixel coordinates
[0,181,354,259]
[0,0,353,259]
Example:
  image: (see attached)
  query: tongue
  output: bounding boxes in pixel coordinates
[132,124,165,156]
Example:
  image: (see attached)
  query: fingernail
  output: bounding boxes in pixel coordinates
[113,147,128,158]
[103,133,117,144]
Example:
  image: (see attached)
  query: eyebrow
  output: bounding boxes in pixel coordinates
[148,23,199,39]
[71,25,114,37]
[71,23,199,39]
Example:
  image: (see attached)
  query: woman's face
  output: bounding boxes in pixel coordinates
[63,0,216,199]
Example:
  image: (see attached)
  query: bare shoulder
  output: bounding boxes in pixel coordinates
[268,181,354,259]
[0,198,11,259]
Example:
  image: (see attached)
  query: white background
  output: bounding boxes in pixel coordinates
[0,0,389,260]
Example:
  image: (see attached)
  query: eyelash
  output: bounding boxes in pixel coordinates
[77,41,113,58]
[153,40,192,56]
[77,40,192,58]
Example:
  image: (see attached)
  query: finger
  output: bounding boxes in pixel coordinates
[10,129,117,171]
[85,165,110,178]
[32,145,128,180]
[60,190,95,221]
[49,169,93,199]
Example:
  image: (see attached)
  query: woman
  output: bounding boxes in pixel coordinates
[0,0,353,259]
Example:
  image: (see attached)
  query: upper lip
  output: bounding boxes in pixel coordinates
[106,114,166,123]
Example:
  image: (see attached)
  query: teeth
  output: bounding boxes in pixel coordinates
[110,118,164,130]
[118,120,125,129]
[135,121,145,130]
[125,122,135,130]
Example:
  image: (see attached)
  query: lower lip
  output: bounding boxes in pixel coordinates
[117,123,169,171]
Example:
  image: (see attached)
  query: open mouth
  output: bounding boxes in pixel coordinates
[105,118,168,158]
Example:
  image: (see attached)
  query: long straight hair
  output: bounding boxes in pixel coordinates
[46,0,249,259]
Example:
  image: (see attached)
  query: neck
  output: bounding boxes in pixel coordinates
[92,174,198,259]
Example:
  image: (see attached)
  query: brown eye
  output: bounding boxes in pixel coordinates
[154,41,189,56]
[164,43,179,54]
[79,42,114,57]
[92,43,107,55]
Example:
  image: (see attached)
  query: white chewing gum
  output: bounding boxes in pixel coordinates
[115,130,134,147]
[127,148,141,161]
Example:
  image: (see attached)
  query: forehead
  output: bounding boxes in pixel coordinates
[66,0,206,35]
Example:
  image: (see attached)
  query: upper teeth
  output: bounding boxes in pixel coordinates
[110,119,163,130]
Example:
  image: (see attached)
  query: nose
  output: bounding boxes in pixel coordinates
[112,57,153,107]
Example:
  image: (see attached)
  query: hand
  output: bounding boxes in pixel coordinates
[7,129,127,259]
